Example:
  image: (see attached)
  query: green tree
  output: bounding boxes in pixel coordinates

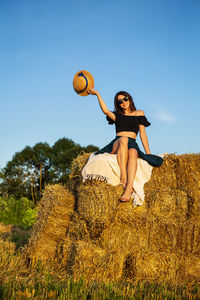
[0,138,98,202]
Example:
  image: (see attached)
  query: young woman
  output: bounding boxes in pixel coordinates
[88,89,163,202]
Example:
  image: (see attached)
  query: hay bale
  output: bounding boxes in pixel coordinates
[123,250,200,286]
[25,184,75,262]
[145,189,189,221]
[71,241,124,282]
[100,200,200,255]
[185,254,200,284]
[100,204,148,253]
[66,153,200,285]
[55,237,74,269]
[62,211,90,241]
[145,155,178,191]
[175,154,200,191]
[55,214,91,267]
[145,154,200,215]
[123,251,184,285]
[174,154,200,216]
[21,153,200,286]
[69,153,91,191]
[181,221,200,254]
[77,180,123,231]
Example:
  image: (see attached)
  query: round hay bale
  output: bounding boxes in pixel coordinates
[25,184,75,262]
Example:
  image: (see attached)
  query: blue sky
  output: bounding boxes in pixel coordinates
[0,0,199,168]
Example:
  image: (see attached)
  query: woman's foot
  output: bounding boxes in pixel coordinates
[119,187,133,202]
[120,176,127,188]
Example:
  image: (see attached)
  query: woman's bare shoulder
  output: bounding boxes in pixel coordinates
[135,109,145,116]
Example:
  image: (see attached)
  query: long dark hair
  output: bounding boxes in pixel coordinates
[114,91,136,114]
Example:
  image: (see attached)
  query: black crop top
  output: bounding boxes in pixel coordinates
[106,111,151,134]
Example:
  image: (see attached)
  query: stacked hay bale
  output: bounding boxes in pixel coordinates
[25,153,200,286]
[68,153,200,286]
[71,240,125,281]
[66,152,125,280]
[77,181,123,237]
[25,184,75,262]
[70,153,123,235]
[121,154,200,286]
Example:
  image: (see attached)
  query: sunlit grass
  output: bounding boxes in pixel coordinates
[0,278,200,299]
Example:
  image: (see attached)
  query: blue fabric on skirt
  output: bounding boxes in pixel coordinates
[95,136,163,167]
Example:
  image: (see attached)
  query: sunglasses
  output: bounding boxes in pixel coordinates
[117,96,129,105]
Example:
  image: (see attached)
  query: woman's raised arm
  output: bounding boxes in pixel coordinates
[88,89,116,121]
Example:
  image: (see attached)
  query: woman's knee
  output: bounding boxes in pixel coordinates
[119,136,128,146]
[128,148,138,158]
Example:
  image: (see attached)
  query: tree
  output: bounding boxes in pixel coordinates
[0,138,98,202]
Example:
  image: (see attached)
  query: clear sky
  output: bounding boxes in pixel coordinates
[0,0,199,168]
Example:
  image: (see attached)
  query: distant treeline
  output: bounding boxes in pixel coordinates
[0,138,98,203]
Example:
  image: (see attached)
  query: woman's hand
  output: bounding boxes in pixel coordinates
[87,88,99,96]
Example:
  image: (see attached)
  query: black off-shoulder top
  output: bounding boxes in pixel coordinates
[106,111,151,135]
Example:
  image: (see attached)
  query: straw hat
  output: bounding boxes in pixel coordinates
[73,70,94,96]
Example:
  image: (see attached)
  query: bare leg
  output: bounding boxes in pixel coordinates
[111,137,128,187]
[120,148,138,202]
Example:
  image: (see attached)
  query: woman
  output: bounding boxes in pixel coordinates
[88,89,163,202]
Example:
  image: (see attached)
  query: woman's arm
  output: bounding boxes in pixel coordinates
[137,110,151,154]
[89,89,116,121]
[139,126,151,154]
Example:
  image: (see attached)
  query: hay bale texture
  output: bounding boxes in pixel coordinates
[25,184,75,262]
[26,153,200,286]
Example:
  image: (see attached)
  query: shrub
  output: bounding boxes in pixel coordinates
[0,197,37,228]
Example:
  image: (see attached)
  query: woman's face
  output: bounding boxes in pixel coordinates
[117,94,130,110]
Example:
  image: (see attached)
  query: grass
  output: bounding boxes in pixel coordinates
[0,278,200,299]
